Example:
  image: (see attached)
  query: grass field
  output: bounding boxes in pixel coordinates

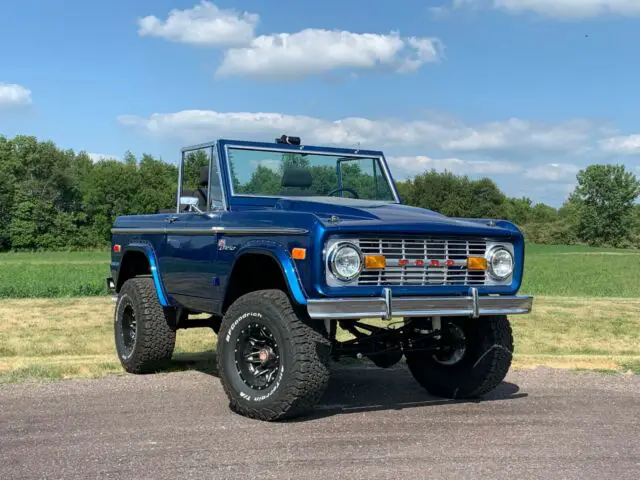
[1,244,640,298]
[0,251,108,298]
[1,243,639,383]
[0,296,638,384]
[520,244,640,297]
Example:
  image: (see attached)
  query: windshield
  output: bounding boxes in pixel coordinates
[226,147,396,201]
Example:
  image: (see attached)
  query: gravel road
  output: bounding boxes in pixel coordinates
[1,364,638,479]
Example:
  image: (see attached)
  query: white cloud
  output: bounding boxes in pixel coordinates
[88,152,119,162]
[599,135,640,155]
[117,109,602,159]
[389,155,522,177]
[397,37,444,73]
[524,163,580,181]
[137,1,258,46]
[136,3,442,79]
[440,118,594,155]
[452,0,640,19]
[390,156,581,182]
[216,29,443,79]
[0,83,32,107]
[120,108,632,206]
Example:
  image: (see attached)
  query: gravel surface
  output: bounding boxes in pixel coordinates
[1,365,638,479]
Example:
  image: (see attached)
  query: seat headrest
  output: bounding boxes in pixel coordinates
[199,167,208,187]
[281,168,312,189]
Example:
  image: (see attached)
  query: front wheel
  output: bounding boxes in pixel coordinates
[404,315,513,399]
[216,289,331,421]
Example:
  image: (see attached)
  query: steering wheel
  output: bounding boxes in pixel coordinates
[327,187,359,199]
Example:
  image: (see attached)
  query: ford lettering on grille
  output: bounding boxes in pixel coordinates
[358,237,488,286]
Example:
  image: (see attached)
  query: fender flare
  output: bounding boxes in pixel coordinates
[229,244,308,306]
[118,242,170,307]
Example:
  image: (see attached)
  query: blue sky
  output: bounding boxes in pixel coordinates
[1,0,639,207]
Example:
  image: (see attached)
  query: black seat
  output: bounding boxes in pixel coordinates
[281,168,312,196]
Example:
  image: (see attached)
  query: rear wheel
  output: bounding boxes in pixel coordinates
[114,277,176,373]
[404,315,513,399]
[217,289,331,421]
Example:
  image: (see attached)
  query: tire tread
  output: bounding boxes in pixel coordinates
[116,277,176,374]
[217,289,330,421]
[406,315,513,399]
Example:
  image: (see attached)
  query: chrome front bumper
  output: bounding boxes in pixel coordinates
[306,287,533,320]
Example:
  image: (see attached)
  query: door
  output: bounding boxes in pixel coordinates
[160,211,221,312]
[156,143,226,313]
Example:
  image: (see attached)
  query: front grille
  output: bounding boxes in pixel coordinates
[358,237,488,286]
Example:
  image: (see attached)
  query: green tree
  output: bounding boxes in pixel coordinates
[136,154,177,213]
[242,166,281,195]
[0,154,15,249]
[569,164,640,247]
[82,158,142,243]
[280,152,309,172]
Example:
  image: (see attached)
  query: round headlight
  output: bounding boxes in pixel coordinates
[488,247,514,280]
[328,242,363,281]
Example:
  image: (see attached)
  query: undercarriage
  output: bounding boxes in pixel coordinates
[328,317,468,369]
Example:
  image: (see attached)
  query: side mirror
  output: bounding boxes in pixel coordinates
[179,196,201,212]
[179,196,199,207]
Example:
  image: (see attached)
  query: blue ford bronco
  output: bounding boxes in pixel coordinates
[107,135,533,421]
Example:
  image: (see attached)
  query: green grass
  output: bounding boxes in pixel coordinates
[520,244,640,297]
[2,243,640,299]
[0,251,110,298]
[1,296,638,383]
[524,244,636,255]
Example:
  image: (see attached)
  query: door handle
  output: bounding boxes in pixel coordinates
[167,216,179,224]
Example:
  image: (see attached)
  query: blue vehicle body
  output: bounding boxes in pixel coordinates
[108,138,530,320]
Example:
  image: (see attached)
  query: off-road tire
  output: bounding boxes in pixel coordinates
[404,315,513,399]
[217,289,331,421]
[114,277,176,374]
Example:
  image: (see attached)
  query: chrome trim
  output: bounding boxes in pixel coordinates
[176,150,184,213]
[383,287,392,320]
[307,292,534,320]
[471,287,479,318]
[223,144,401,203]
[210,227,308,235]
[350,237,513,287]
[208,144,229,211]
[181,140,217,153]
[111,228,166,235]
[111,227,308,235]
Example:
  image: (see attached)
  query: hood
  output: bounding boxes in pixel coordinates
[274,196,515,238]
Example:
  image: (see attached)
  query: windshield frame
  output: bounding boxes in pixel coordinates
[219,140,401,204]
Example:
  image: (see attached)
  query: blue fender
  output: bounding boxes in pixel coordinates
[231,243,308,306]
[119,242,170,307]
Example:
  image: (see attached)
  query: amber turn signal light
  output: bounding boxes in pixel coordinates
[291,248,306,260]
[467,257,487,270]
[364,255,386,269]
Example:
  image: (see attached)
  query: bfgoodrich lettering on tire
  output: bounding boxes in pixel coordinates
[114,277,176,374]
[216,289,331,421]
[404,315,513,399]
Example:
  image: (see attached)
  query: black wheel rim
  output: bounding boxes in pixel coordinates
[234,322,281,391]
[120,304,137,357]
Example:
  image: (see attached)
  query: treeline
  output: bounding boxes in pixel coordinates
[397,165,640,248]
[0,135,177,250]
[1,134,638,251]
